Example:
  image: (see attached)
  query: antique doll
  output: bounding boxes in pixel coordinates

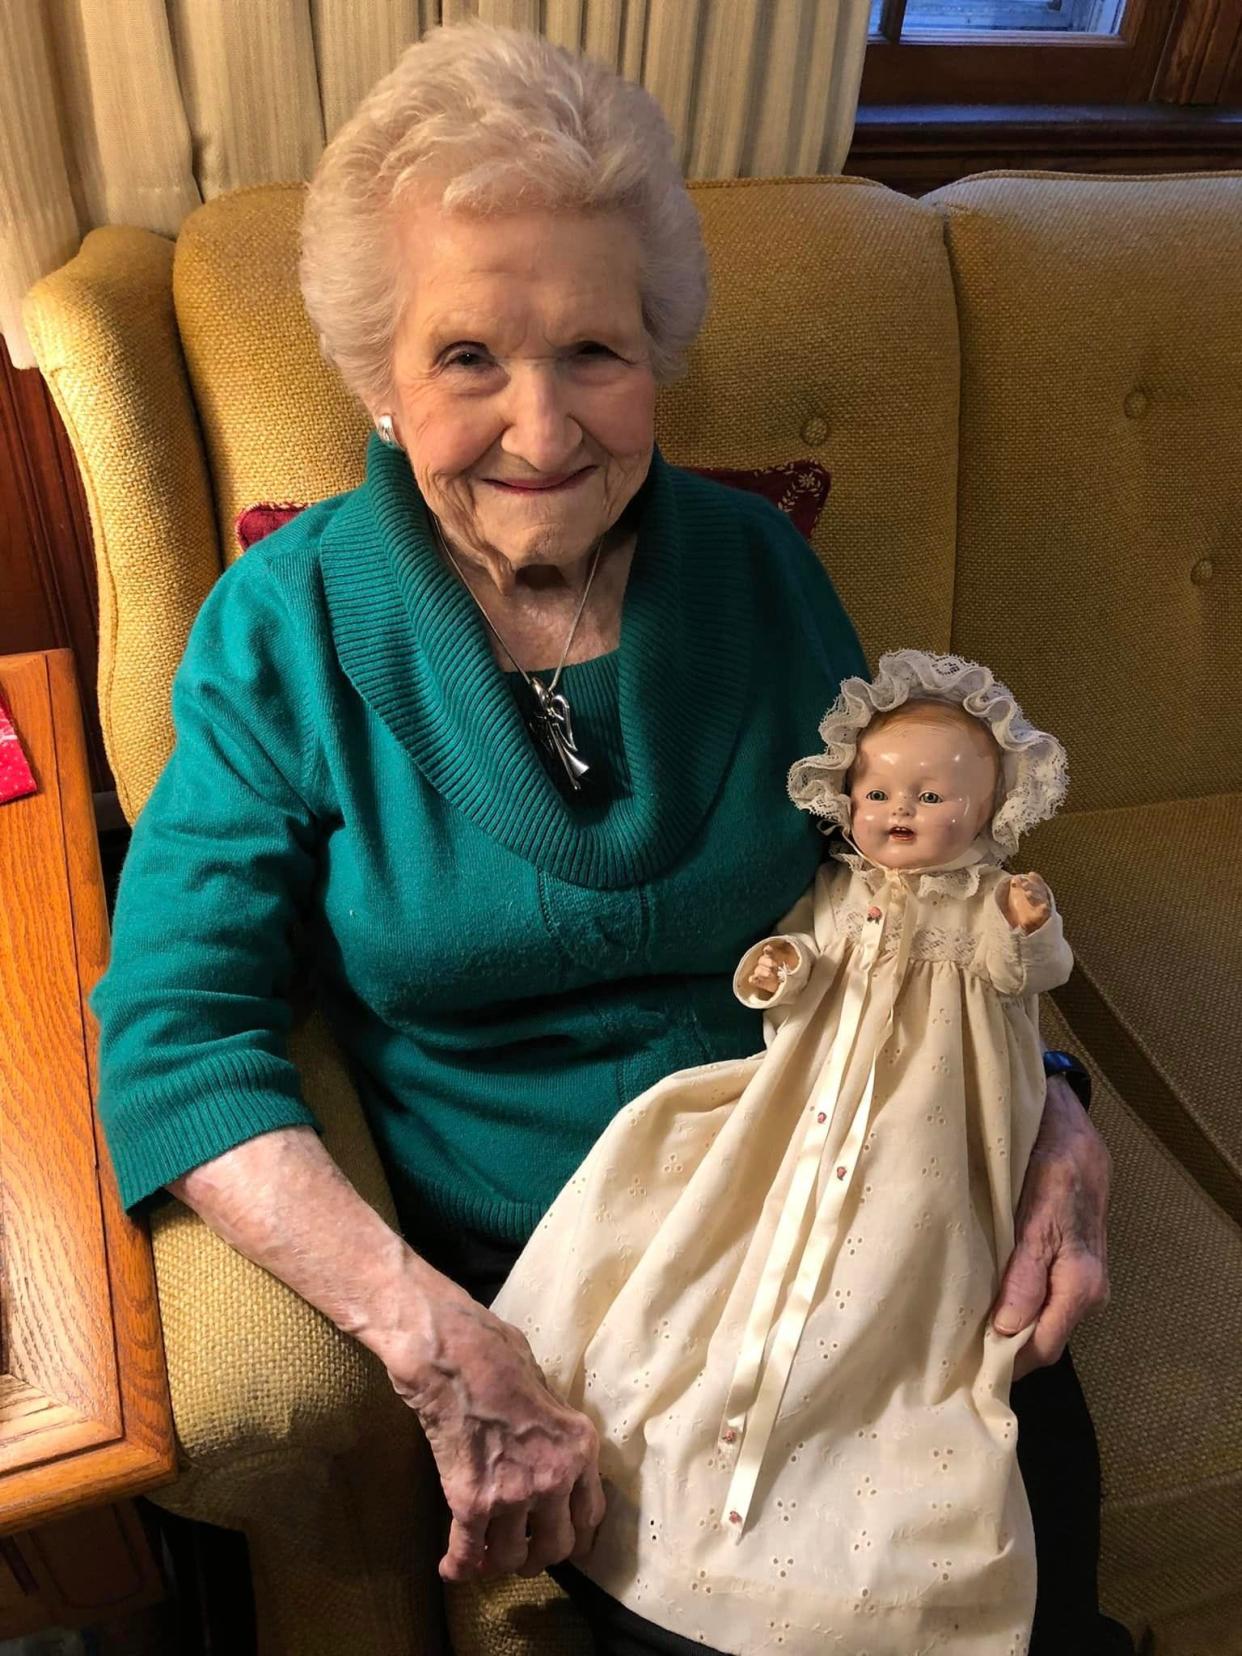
[493,649,1074,1656]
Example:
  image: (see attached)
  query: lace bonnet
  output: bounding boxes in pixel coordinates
[786,648,1069,861]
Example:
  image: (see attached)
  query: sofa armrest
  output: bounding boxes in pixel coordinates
[23,226,222,825]
[148,1008,409,1475]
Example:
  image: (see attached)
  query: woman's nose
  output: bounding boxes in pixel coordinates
[499,363,582,474]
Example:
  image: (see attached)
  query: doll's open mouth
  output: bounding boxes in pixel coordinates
[888,827,915,839]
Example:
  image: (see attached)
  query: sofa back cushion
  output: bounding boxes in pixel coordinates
[171,177,962,665]
[926,171,1242,814]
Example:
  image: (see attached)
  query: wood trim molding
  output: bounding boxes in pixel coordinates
[1154,0,1242,102]
[847,103,1242,192]
[0,650,176,1536]
[0,345,106,795]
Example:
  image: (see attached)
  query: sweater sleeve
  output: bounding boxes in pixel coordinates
[88,554,323,1213]
[974,876,1075,997]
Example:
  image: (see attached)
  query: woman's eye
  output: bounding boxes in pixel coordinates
[919,792,943,805]
[446,351,491,371]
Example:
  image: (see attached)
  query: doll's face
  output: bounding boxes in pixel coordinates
[846,703,1000,870]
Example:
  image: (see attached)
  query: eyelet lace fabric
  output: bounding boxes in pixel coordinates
[786,649,1069,859]
[494,860,1075,1655]
[839,907,980,969]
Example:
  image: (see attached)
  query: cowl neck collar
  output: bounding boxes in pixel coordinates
[320,435,752,890]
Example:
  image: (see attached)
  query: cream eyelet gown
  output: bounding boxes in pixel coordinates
[493,846,1074,1656]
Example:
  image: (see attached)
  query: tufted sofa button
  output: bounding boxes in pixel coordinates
[1190,557,1215,585]
[800,414,830,445]
[1123,389,1149,419]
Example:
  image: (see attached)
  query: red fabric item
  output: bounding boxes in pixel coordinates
[234,460,831,554]
[692,461,831,543]
[0,691,38,805]
[235,500,311,552]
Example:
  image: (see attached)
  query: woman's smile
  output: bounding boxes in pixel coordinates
[485,465,595,494]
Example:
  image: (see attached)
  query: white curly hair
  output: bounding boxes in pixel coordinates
[299,21,709,413]
[787,649,1070,861]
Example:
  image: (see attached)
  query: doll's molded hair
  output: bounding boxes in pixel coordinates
[787,649,1069,860]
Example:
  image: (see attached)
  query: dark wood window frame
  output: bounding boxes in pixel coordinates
[860,0,1242,105]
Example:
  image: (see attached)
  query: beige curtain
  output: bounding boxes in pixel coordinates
[0,0,869,369]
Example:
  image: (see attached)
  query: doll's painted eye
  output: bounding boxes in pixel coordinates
[865,790,887,802]
[919,792,943,805]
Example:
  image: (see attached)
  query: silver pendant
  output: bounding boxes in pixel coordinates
[530,677,590,791]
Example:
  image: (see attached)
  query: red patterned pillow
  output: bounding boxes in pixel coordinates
[235,460,830,554]
[0,691,38,805]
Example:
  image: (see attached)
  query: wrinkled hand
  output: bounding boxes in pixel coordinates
[387,1295,605,1582]
[1004,870,1052,934]
[992,1078,1111,1380]
[747,939,800,999]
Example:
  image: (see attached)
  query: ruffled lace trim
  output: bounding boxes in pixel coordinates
[831,847,994,899]
[787,649,1069,857]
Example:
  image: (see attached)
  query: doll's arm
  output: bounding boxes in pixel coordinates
[733,935,817,1009]
[733,882,819,1010]
[976,872,1075,996]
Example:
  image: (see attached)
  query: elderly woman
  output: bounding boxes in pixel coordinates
[90,23,1123,1656]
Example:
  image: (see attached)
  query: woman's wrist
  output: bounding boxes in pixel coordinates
[1042,1050,1092,1113]
[351,1244,480,1381]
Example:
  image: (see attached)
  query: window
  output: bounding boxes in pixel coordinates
[869,0,1128,35]
[860,0,1181,104]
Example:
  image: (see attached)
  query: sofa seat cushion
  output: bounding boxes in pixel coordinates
[1025,793,1241,1223]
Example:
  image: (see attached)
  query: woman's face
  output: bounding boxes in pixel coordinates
[847,706,1000,870]
[382,198,657,580]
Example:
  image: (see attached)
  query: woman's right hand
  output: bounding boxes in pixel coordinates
[386,1291,606,1582]
[166,1128,601,1582]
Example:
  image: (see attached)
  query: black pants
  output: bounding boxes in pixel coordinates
[437,1223,1134,1656]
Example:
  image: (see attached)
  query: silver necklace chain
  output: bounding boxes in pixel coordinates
[429,513,605,791]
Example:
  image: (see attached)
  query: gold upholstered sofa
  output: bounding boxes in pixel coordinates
[24,171,1241,1656]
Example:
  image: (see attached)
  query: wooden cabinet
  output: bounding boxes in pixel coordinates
[0,648,176,1633]
[0,1504,164,1639]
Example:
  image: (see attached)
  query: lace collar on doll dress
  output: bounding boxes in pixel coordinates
[829,839,999,899]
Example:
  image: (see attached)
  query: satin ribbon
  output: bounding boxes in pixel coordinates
[719,870,921,1535]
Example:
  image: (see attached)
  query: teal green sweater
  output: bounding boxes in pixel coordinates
[90,437,865,1251]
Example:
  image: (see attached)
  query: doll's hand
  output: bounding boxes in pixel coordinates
[1004,871,1052,934]
[747,940,800,1000]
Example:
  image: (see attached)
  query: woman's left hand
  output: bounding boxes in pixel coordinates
[991,1077,1112,1380]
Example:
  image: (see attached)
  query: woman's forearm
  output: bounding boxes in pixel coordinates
[170,1125,607,1578]
[167,1125,471,1370]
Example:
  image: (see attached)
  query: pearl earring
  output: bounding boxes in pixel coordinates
[376,415,403,450]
